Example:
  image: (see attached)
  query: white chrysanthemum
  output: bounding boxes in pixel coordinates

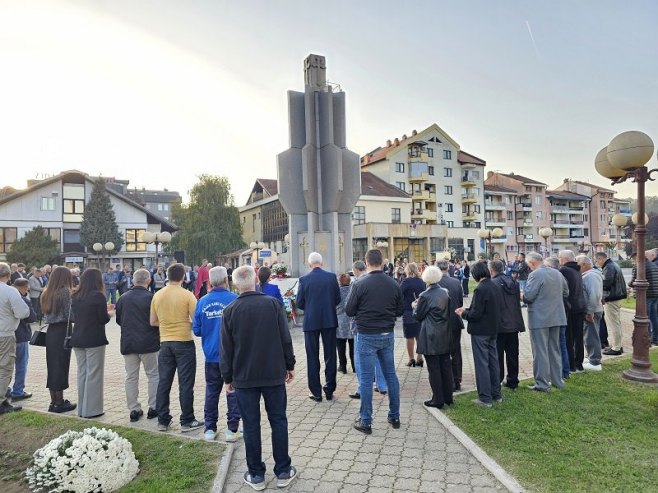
[26,427,139,492]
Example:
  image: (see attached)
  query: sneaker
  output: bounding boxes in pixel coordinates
[348,392,361,399]
[583,362,602,371]
[129,409,144,422]
[9,391,32,401]
[472,398,492,408]
[49,400,76,413]
[493,397,503,404]
[573,367,584,374]
[0,400,22,415]
[147,408,158,419]
[204,429,217,441]
[277,466,298,488]
[353,418,372,435]
[527,385,549,393]
[387,417,401,429]
[181,419,203,433]
[225,429,243,443]
[243,471,266,491]
[603,348,623,356]
[157,421,170,432]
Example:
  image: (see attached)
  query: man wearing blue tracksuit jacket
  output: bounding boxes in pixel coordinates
[193,266,242,442]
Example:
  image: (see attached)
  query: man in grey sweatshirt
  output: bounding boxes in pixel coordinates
[576,255,603,370]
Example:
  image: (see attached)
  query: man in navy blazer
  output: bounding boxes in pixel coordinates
[296,252,341,402]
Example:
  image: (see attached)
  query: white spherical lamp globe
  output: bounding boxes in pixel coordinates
[92,242,103,252]
[492,227,503,237]
[595,147,626,179]
[159,231,172,243]
[141,231,154,243]
[104,242,115,251]
[611,213,628,227]
[632,212,649,225]
[607,131,654,171]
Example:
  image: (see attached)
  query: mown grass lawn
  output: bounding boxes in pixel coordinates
[0,411,223,493]
[443,351,658,493]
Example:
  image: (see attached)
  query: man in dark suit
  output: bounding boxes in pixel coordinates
[437,260,465,390]
[10,263,27,285]
[296,252,341,402]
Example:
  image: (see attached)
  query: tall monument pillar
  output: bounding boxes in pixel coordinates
[277,54,361,276]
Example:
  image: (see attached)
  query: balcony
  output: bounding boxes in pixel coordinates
[486,220,507,227]
[553,234,585,242]
[408,152,428,163]
[461,175,476,187]
[462,193,477,204]
[426,192,436,203]
[412,190,430,201]
[492,235,508,243]
[516,234,535,243]
[462,212,477,222]
[484,201,507,210]
[516,202,532,211]
[411,209,436,222]
[409,172,429,183]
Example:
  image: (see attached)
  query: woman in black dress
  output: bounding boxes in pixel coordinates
[40,266,76,413]
[400,263,426,367]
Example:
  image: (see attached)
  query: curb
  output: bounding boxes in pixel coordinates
[212,442,235,492]
[425,406,525,493]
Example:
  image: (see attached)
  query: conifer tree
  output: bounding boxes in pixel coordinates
[6,226,59,267]
[80,179,123,253]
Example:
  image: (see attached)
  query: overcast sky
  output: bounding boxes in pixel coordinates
[1,0,657,205]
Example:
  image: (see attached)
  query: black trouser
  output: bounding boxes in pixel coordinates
[496,332,519,388]
[599,313,609,347]
[566,311,585,370]
[336,338,355,372]
[462,278,469,296]
[425,354,453,406]
[450,329,462,384]
[304,328,337,397]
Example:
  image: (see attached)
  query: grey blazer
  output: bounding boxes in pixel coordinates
[523,266,568,329]
[28,275,44,299]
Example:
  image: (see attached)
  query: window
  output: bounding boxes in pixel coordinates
[535,211,542,219]
[525,186,532,192]
[395,162,405,173]
[252,213,256,233]
[43,228,61,249]
[474,222,481,229]
[0,227,17,253]
[427,148,434,157]
[429,136,442,143]
[157,203,169,211]
[428,166,435,176]
[391,208,401,224]
[584,228,589,236]
[446,203,453,212]
[125,229,147,252]
[63,229,80,244]
[447,221,454,228]
[444,167,452,177]
[443,150,452,159]
[352,239,368,263]
[507,211,513,220]
[534,196,541,205]
[444,185,453,195]
[535,186,542,192]
[352,206,365,225]
[395,182,406,192]
[41,197,55,211]
[584,214,588,221]
[474,205,481,213]
[62,183,85,222]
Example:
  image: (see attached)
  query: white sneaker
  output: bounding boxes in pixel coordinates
[203,429,217,441]
[583,362,602,371]
[225,429,243,443]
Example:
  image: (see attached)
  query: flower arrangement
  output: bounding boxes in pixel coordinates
[26,427,139,493]
[271,263,288,277]
[282,287,296,320]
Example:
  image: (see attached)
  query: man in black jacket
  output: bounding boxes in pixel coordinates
[220,265,297,490]
[558,250,587,372]
[115,268,160,422]
[595,252,627,355]
[437,260,465,390]
[489,260,525,389]
[345,249,404,434]
[7,279,36,401]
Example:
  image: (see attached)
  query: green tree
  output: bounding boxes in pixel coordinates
[6,226,59,267]
[170,175,244,263]
[79,179,123,253]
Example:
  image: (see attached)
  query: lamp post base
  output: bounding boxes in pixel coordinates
[622,366,658,384]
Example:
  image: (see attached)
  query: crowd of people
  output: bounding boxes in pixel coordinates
[0,244,651,491]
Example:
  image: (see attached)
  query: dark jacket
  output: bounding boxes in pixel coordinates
[296,267,341,331]
[513,261,530,281]
[71,291,110,348]
[438,275,465,331]
[400,276,425,325]
[115,286,160,355]
[491,274,525,333]
[460,278,503,336]
[601,258,627,302]
[345,270,404,334]
[413,284,452,355]
[560,262,586,313]
[16,296,37,343]
[220,291,295,388]
[630,259,658,299]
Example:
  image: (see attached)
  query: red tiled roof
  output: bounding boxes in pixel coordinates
[360,172,410,198]
[498,173,547,186]
[484,184,517,194]
[457,150,486,166]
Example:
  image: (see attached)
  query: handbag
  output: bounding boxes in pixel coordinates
[63,297,73,350]
[29,326,47,347]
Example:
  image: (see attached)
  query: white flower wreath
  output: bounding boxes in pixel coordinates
[26,427,139,492]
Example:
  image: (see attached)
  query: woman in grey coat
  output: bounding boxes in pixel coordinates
[413,266,453,409]
[336,274,355,374]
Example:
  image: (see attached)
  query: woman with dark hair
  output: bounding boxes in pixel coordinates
[400,263,426,367]
[257,266,283,305]
[71,268,112,418]
[335,273,355,374]
[455,261,503,408]
[40,266,76,413]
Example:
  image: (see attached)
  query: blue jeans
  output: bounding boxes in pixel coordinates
[204,362,240,432]
[559,326,570,378]
[519,280,527,292]
[156,341,197,425]
[107,289,117,305]
[10,342,29,395]
[647,297,658,343]
[356,332,400,425]
[235,384,291,478]
[354,343,387,394]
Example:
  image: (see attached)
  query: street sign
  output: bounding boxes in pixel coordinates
[260,250,272,257]
[65,257,83,263]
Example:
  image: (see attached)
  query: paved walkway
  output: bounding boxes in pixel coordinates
[16,306,639,492]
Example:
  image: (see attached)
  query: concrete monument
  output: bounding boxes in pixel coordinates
[277,54,361,276]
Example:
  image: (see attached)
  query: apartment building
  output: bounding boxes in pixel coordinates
[483,184,518,260]
[546,190,591,253]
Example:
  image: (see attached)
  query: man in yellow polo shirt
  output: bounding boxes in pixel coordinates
[150,263,200,433]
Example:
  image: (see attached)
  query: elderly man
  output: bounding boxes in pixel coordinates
[544,257,571,380]
[595,252,627,355]
[220,265,297,490]
[295,252,341,402]
[558,250,586,373]
[522,253,568,392]
[576,256,604,371]
[346,249,404,434]
[0,263,31,414]
[10,263,27,285]
[193,266,241,442]
[437,260,465,390]
[116,268,160,422]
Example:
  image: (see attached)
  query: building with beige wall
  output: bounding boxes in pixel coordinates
[483,184,518,261]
